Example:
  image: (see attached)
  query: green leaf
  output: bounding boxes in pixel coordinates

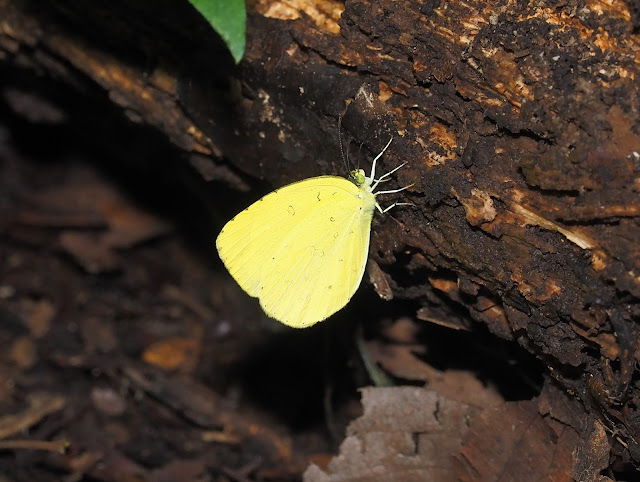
[189,0,246,64]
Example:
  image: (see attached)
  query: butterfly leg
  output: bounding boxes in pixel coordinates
[371,162,407,191]
[375,182,414,197]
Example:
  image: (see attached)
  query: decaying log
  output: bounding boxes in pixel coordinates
[2,0,639,470]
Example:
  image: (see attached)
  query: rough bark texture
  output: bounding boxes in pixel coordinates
[2,0,640,473]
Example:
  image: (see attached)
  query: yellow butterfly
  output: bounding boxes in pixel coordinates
[216,138,409,328]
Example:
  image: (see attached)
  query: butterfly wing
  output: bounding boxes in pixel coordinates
[216,176,376,327]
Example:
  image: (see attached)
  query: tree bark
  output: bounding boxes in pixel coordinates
[2,0,639,471]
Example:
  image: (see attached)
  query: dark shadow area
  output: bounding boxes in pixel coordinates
[412,319,545,400]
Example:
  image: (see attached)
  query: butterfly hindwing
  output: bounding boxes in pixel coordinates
[216,176,376,327]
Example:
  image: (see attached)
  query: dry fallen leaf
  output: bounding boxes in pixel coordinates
[366,334,503,409]
[304,387,478,481]
[59,231,121,274]
[306,386,581,482]
[455,400,575,482]
[142,337,201,373]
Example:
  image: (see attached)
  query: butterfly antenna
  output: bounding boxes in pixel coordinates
[338,115,350,172]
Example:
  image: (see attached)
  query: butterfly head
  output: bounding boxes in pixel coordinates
[349,168,371,189]
[346,138,412,213]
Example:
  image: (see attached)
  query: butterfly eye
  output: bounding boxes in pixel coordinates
[350,169,366,186]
